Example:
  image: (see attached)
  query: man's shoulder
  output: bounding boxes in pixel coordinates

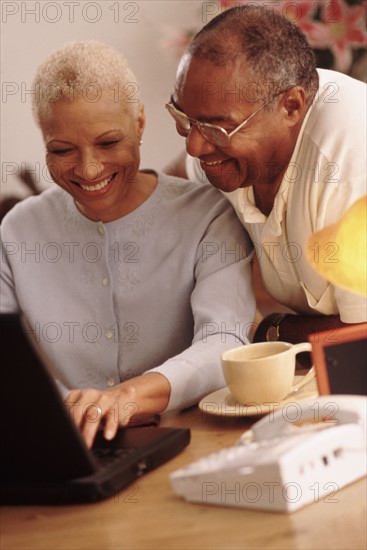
[317,68,366,89]
[302,69,366,167]
[315,68,366,111]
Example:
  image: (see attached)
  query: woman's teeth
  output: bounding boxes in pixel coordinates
[80,175,114,191]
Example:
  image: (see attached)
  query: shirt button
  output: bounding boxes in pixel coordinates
[106,330,113,339]
[107,377,115,387]
[102,277,109,287]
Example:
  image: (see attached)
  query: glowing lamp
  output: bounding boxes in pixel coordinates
[306,196,367,296]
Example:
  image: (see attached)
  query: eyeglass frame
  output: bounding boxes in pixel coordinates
[165,90,290,147]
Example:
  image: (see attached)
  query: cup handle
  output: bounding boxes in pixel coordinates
[290,342,315,393]
[291,342,313,355]
[291,365,316,393]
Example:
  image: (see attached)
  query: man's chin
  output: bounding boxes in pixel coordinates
[203,171,244,193]
[201,160,246,193]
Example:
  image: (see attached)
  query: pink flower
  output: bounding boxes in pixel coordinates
[319,0,367,71]
[219,1,330,48]
[220,0,366,73]
[272,1,327,46]
[220,0,244,8]
[162,0,366,73]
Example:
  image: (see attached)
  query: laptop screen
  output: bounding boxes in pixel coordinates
[1,313,191,504]
[1,313,97,482]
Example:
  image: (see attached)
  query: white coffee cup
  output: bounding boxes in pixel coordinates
[221,341,315,405]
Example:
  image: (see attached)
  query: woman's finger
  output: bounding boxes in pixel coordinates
[81,402,105,448]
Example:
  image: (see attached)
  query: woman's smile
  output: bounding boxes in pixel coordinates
[72,173,117,193]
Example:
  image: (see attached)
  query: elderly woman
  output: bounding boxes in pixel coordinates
[0,41,255,447]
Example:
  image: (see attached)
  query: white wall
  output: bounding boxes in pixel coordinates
[1,0,208,198]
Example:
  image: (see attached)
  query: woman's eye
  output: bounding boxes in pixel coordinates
[48,149,73,156]
[100,140,119,148]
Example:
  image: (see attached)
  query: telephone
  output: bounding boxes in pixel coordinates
[171,395,367,512]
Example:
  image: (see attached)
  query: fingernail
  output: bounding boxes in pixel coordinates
[105,430,114,440]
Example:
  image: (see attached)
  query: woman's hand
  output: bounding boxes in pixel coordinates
[65,373,171,447]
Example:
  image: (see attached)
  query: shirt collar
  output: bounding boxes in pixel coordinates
[225,103,315,234]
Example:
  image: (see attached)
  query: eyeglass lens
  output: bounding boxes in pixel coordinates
[167,103,229,146]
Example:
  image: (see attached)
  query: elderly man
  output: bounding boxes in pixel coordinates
[165,4,366,344]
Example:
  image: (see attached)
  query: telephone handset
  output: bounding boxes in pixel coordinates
[249,393,366,442]
[171,395,367,512]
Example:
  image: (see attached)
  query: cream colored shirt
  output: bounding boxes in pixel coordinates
[186,69,367,322]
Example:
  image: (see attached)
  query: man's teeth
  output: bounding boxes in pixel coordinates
[203,160,225,166]
[80,175,113,191]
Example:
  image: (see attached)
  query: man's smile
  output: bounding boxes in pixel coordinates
[201,159,226,167]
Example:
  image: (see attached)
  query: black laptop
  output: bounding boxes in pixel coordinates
[0,314,190,505]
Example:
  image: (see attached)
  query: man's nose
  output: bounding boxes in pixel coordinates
[185,125,216,158]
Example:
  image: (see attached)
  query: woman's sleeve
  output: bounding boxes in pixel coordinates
[0,229,20,313]
[148,200,256,411]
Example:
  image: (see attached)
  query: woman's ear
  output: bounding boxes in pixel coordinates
[282,86,307,126]
[137,104,145,141]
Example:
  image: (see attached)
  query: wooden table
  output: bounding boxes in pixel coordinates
[1,406,366,550]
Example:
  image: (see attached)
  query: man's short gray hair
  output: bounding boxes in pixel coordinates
[32,41,140,127]
[187,5,319,105]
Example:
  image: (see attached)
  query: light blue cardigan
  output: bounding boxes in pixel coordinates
[0,172,256,411]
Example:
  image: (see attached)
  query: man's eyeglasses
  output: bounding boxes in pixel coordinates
[165,96,275,148]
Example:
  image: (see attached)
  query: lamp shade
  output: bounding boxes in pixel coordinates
[306,196,367,296]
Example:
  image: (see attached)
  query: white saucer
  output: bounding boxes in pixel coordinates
[198,375,318,417]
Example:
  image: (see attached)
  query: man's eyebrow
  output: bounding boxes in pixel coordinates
[170,95,235,124]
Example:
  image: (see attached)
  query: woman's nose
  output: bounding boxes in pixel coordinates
[74,151,104,181]
[185,125,216,158]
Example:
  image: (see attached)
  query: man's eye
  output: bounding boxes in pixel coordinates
[176,119,191,131]
[176,124,190,137]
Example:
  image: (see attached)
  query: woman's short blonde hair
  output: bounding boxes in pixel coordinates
[32,40,140,127]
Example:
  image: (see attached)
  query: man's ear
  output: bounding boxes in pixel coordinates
[281,86,307,126]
